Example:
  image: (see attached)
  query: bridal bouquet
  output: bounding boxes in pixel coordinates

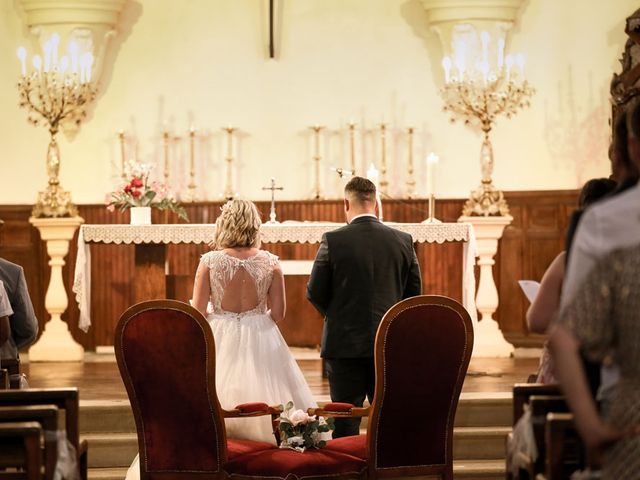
[278,401,335,452]
[106,162,188,221]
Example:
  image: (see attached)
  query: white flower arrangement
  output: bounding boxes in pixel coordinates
[278,401,335,452]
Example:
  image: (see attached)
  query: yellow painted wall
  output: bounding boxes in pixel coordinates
[0,0,635,205]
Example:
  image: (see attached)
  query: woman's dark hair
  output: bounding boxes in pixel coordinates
[578,178,617,209]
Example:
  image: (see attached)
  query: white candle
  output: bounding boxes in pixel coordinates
[366,163,379,186]
[59,56,69,74]
[497,38,505,70]
[43,40,52,72]
[442,56,452,83]
[32,55,42,73]
[480,31,489,64]
[505,54,514,82]
[51,33,60,66]
[16,47,26,76]
[426,153,439,197]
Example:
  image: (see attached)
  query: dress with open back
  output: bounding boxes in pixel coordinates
[202,249,317,444]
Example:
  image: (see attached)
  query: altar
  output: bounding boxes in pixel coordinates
[72,221,477,347]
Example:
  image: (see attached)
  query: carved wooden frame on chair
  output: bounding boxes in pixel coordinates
[115,300,283,480]
[311,295,474,480]
[0,421,42,480]
[0,405,59,480]
[0,388,88,480]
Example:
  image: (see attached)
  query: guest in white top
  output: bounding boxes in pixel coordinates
[560,100,640,406]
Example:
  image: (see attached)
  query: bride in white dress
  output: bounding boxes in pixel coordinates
[125,199,318,480]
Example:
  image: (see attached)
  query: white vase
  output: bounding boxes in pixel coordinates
[130,206,151,225]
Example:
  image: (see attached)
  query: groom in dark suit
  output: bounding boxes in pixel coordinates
[307,176,422,437]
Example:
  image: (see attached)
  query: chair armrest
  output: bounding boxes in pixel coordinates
[223,402,283,418]
[308,402,370,417]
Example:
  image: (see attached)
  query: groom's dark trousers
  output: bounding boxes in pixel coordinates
[307,216,422,438]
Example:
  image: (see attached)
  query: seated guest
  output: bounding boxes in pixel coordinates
[0,280,11,348]
[0,257,38,363]
[550,245,640,480]
[527,178,616,384]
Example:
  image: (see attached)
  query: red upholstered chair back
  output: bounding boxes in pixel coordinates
[115,300,228,480]
[367,295,473,479]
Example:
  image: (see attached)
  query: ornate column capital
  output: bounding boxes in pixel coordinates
[420,0,526,26]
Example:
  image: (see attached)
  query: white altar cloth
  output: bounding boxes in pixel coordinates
[73,222,477,331]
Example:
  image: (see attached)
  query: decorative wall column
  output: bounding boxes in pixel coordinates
[28,217,84,361]
[460,215,513,357]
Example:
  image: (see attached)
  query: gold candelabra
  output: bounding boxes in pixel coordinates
[378,123,389,195]
[223,126,237,200]
[17,38,96,217]
[309,125,324,199]
[405,127,416,198]
[441,44,534,216]
[162,130,171,184]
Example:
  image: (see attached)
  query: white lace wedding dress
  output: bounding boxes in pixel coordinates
[125,249,318,480]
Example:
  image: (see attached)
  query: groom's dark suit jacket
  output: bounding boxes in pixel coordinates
[307,216,422,358]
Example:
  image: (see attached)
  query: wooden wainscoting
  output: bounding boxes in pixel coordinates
[0,190,577,350]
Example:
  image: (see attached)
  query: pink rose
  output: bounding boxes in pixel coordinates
[289,409,313,426]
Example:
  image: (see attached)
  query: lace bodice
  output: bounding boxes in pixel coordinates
[200,250,279,316]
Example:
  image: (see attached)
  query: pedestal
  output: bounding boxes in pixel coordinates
[459,215,513,357]
[28,216,84,361]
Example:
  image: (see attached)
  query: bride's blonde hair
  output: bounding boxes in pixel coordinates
[213,199,262,249]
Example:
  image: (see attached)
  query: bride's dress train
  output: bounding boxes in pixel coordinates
[126,250,318,480]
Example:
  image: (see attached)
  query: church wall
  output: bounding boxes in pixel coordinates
[0,0,635,205]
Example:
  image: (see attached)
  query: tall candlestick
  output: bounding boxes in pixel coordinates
[348,121,356,174]
[406,127,416,198]
[187,126,197,201]
[223,126,237,200]
[117,130,126,181]
[309,125,324,200]
[162,130,170,183]
[379,123,388,195]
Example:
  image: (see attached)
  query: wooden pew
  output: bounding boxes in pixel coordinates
[0,405,59,480]
[544,412,584,480]
[0,389,88,480]
[528,395,569,476]
[0,421,42,480]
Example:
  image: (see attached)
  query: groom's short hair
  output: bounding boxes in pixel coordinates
[345,176,377,204]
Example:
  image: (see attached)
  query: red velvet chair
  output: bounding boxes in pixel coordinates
[309,295,474,480]
[116,300,366,480]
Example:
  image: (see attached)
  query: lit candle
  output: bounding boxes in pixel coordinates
[426,152,439,197]
[43,40,52,72]
[497,38,505,70]
[16,47,26,76]
[442,56,452,83]
[505,54,514,82]
[51,33,60,66]
[59,55,69,74]
[366,163,379,186]
[480,31,489,64]
[32,55,42,73]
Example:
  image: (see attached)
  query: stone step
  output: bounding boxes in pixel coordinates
[453,426,511,460]
[79,392,511,434]
[83,425,510,468]
[88,460,504,480]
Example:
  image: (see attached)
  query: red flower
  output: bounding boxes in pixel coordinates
[131,190,141,198]
[130,178,143,188]
[124,185,132,193]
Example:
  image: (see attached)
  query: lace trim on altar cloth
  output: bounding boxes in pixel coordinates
[79,222,471,245]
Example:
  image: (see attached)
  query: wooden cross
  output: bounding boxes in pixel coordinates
[262,177,283,223]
